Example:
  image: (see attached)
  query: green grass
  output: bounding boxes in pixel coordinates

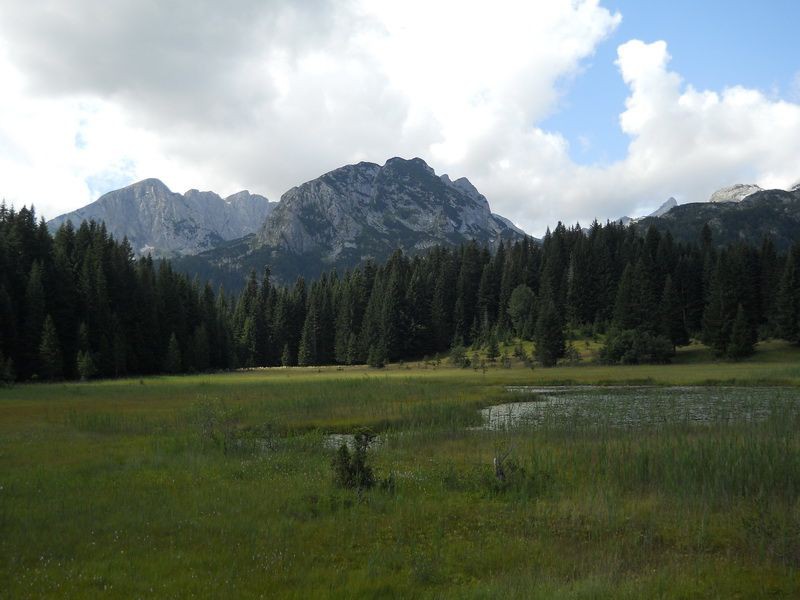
[1,342,800,597]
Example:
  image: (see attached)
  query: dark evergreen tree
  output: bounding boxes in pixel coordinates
[507,284,535,339]
[192,324,211,372]
[727,304,755,360]
[22,261,46,379]
[38,315,63,380]
[776,247,800,343]
[165,333,182,374]
[76,351,96,381]
[486,329,500,362]
[298,300,319,366]
[659,275,689,348]
[533,296,565,367]
[280,343,293,367]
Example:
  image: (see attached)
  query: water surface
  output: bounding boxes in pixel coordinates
[481,386,800,430]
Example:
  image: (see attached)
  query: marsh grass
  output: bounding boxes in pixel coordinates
[1,351,800,596]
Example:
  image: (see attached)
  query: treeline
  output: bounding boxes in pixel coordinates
[0,205,234,381]
[3,205,800,382]
[231,220,800,368]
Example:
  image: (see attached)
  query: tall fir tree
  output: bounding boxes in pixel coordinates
[165,333,182,374]
[727,304,755,360]
[533,292,565,368]
[38,315,63,380]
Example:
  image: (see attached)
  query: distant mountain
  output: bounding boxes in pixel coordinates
[615,196,678,226]
[48,179,275,257]
[708,183,762,203]
[637,187,800,249]
[649,197,678,217]
[176,157,527,287]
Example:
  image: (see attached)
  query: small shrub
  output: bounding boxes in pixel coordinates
[449,345,469,368]
[564,343,582,365]
[76,351,97,381]
[600,328,674,364]
[331,428,376,490]
[367,345,386,368]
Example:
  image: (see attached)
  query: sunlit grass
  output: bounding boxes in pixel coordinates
[1,341,799,596]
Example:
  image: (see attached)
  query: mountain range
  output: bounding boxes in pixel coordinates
[175,157,526,286]
[48,160,800,288]
[48,179,276,257]
[637,187,800,248]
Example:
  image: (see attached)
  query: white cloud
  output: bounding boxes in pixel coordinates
[0,2,798,236]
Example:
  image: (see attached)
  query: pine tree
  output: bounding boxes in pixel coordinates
[776,249,800,342]
[192,324,210,372]
[111,314,127,377]
[507,284,535,339]
[659,275,688,348]
[486,329,500,362]
[76,351,97,381]
[345,332,360,365]
[534,298,565,367]
[727,304,755,360]
[23,261,46,379]
[38,315,63,380]
[0,286,17,367]
[297,300,319,366]
[381,257,409,360]
[367,344,387,368]
[165,333,182,374]
[612,263,638,330]
[238,317,258,368]
[281,342,293,367]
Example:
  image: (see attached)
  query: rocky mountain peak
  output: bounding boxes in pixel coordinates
[649,197,678,217]
[48,179,274,257]
[709,183,763,203]
[256,156,525,261]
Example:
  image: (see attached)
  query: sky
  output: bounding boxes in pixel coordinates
[0,0,799,236]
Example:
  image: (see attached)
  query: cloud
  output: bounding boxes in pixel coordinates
[0,2,797,236]
[0,0,620,224]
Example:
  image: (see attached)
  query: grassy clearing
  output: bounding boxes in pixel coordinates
[1,342,800,597]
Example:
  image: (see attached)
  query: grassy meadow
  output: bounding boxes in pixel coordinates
[1,340,800,597]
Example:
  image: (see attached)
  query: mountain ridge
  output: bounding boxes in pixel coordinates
[175,157,527,287]
[48,179,276,257]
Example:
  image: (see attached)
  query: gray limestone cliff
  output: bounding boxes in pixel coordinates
[255,157,524,262]
[48,179,275,256]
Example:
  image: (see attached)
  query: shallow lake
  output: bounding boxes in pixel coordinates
[481,386,800,430]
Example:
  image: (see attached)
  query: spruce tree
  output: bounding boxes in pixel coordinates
[0,286,17,365]
[367,344,387,368]
[238,317,258,368]
[702,257,734,356]
[507,284,535,339]
[345,332,360,365]
[281,343,293,367]
[192,324,210,372]
[533,299,565,367]
[111,315,127,377]
[76,351,97,381]
[727,304,755,360]
[297,301,319,366]
[612,263,638,330]
[38,315,63,380]
[486,329,500,362]
[0,353,15,384]
[23,261,46,378]
[776,249,800,342]
[659,275,688,348]
[165,333,182,374]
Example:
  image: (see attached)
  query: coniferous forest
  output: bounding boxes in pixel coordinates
[2,204,800,381]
